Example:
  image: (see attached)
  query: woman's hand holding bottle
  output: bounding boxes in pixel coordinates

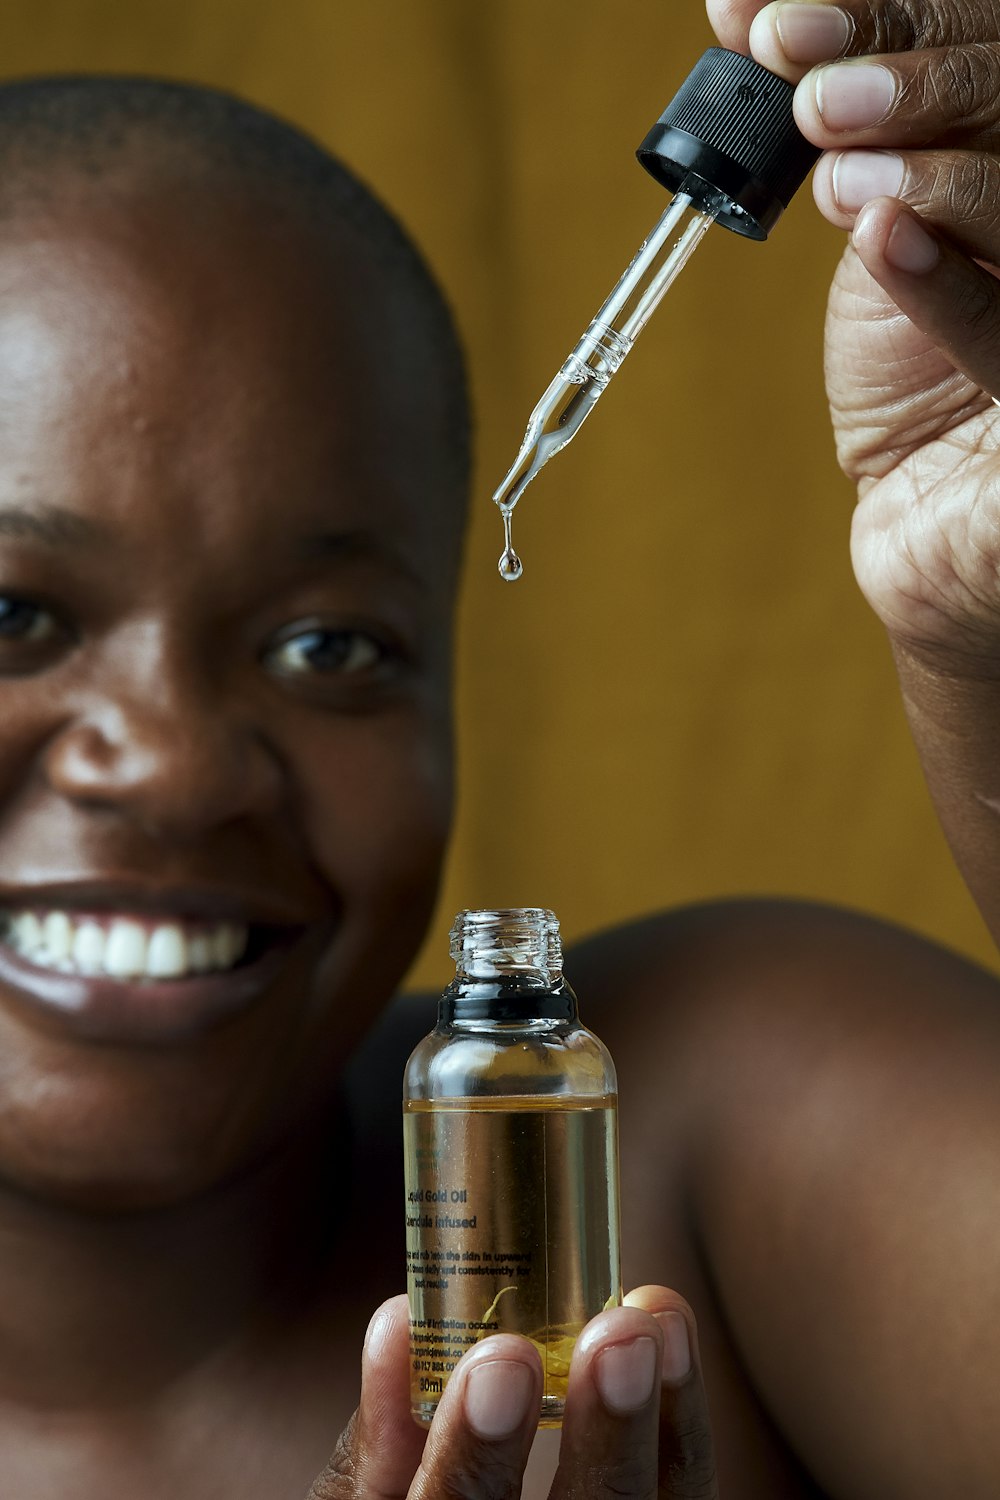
[305,1288,717,1500]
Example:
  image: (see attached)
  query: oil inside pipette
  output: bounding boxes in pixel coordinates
[491,184,718,584]
[494,373,605,581]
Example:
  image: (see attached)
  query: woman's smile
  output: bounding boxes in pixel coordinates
[0,881,323,1043]
[6,910,250,979]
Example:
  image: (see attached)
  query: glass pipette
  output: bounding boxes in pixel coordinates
[494,178,722,580]
[493,47,820,581]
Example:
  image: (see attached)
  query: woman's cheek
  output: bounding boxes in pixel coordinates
[297,704,454,907]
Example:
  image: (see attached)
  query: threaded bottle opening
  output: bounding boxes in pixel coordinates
[450,908,562,982]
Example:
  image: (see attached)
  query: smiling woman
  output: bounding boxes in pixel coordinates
[0,79,467,1218]
[0,77,465,1206]
[0,69,476,1494]
[1,12,1000,1499]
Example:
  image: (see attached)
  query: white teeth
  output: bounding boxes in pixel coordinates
[210,925,231,968]
[14,913,43,953]
[188,933,213,974]
[212,923,246,969]
[146,924,186,979]
[2,910,252,981]
[42,912,72,961]
[72,922,106,974]
[103,920,148,979]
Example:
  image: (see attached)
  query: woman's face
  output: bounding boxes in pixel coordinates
[0,182,458,1209]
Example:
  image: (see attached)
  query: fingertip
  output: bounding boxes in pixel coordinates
[655,1309,693,1387]
[575,1302,664,1366]
[622,1288,702,1387]
[458,1340,543,1442]
[460,1331,544,1378]
[811,151,855,228]
[852,196,940,277]
[363,1293,410,1365]
[351,1295,427,1490]
[623,1284,690,1317]
[882,206,941,275]
[428,1337,542,1448]
[765,3,855,77]
[792,70,826,147]
[748,4,806,82]
[705,0,756,54]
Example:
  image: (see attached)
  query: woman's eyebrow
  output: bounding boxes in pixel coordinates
[295,528,423,587]
[0,504,106,548]
[0,508,428,589]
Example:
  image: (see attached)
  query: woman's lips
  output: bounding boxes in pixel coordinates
[0,905,315,1045]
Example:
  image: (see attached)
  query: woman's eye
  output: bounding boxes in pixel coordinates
[0,597,62,644]
[265,627,386,679]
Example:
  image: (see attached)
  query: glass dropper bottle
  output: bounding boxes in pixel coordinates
[494,47,820,581]
[403,908,620,1429]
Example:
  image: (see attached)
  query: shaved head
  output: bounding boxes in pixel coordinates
[0,74,470,513]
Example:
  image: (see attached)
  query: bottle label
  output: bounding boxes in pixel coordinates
[403,1096,620,1423]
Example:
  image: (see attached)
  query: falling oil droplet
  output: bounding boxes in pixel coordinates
[497,507,523,583]
[499,547,523,582]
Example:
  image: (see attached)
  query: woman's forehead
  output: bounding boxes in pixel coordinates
[0,203,454,551]
[0,195,374,393]
[0,193,464,585]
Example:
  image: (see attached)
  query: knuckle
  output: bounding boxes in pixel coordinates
[420,1447,524,1500]
[662,1417,719,1500]
[927,57,972,125]
[852,0,984,55]
[933,45,997,132]
[306,1415,360,1499]
[921,154,1000,234]
[859,0,934,56]
[950,270,1000,340]
[605,1458,653,1494]
[553,1451,656,1500]
[599,1456,655,1497]
[663,1469,719,1500]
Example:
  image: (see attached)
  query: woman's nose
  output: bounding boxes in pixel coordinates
[41,684,286,841]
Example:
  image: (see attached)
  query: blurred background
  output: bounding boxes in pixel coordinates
[1,0,993,985]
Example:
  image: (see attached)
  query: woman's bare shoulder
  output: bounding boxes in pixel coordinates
[567,898,1000,1107]
[568,897,1000,1028]
[571,900,1000,1497]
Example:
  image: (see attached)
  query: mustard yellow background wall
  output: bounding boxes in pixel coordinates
[1,0,992,984]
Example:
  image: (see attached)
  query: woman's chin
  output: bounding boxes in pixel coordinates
[0,1113,253,1214]
[0,1054,293,1215]
[0,927,349,1214]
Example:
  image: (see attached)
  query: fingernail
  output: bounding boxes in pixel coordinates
[594,1335,658,1415]
[775,3,851,63]
[656,1311,692,1385]
[814,63,896,131]
[885,211,940,274]
[364,1307,393,1361]
[464,1359,535,1440]
[832,150,904,211]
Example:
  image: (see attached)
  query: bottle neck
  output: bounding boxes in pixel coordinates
[444,907,573,1024]
[439,976,578,1026]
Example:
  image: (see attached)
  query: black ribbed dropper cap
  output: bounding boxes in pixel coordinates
[636,48,820,240]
